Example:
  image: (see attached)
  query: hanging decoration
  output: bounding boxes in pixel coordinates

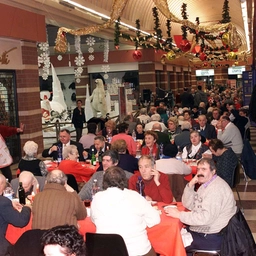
[74,35,85,83]
[114,17,121,49]
[86,36,95,62]
[179,3,191,52]
[132,50,142,60]
[102,39,110,79]
[38,41,50,80]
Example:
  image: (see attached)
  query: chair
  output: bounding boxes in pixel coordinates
[167,174,188,202]
[66,174,79,193]
[191,250,220,255]
[8,229,46,256]
[86,233,129,256]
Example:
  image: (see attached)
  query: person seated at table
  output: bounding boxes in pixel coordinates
[174,121,192,151]
[152,123,171,148]
[164,117,182,141]
[100,119,118,141]
[18,141,48,176]
[111,139,138,174]
[79,122,97,150]
[156,144,191,175]
[42,129,86,162]
[137,107,151,125]
[203,139,238,187]
[124,113,138,135]
[111,123,137,156]
[209,107,221,127]
[129,155,173,204]
[181,130,209,160]
[165,158,237,255]
[79,150,133,201]
[183,110,198,130]
[141,130,159,160]
[41,225,85,256]
[58,145,95,183]
[0,177,31,256]
[91,166,160,256]
[11,171,45,198]
[144,114,167,132]
[135,123,145,140]
[32,170,87,230]
[194,114,217,140]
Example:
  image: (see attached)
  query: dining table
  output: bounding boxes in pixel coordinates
[6,202,186,256]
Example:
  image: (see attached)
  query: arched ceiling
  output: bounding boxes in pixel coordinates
[2,0,254,59]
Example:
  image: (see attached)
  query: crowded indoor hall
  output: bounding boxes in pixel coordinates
[1,0,256,255]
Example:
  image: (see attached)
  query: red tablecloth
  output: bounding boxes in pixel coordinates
[184,161,197,181]
[6,202,186,256]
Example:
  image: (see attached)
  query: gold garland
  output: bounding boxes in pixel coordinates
[55,0,129,53]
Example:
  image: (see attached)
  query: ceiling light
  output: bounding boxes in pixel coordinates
[241,1,250,51]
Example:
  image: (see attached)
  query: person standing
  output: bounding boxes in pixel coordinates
[0,123,24,181]
[180,87,194,109]
[72,100,85,142]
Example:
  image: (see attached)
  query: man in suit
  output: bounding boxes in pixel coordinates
[42,129,85,162]
[196,114,217,140]
[152,123,170,147]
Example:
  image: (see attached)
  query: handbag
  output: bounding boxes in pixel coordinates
[0,134,13,168]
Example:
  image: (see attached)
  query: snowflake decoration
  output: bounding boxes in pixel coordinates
[77,67,83,73]
[103,74,109,79]
[86,36,95,46]
[103,39,109,63]
[42,73,49,80]
[101,65,110,73]
[57,55,63,61]
[38,42,49,51]
[74,54,85,66]
[88,47,94,53]
[88,55,95,61]
[76,78,81,83]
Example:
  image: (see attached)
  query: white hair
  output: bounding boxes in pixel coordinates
[23,141,38,157]
[181,121,192,130]
[150,114,161,121]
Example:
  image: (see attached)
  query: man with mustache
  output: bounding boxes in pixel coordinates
[164,158,237,254]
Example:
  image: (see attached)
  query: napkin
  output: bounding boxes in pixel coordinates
[180,228,193,247]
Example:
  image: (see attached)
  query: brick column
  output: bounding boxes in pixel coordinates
[138,62,156,94]
[16,42,43,153]
[75,66,89,105]
[214,68,228,85]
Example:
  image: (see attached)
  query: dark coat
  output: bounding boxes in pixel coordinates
[87,142,111,160]
[195,123,217,140]
[221,208,256,256]
[174,130,191,150]
[241,139,256,179]
[154,131,171,147]
[180,91,194,109]
[72,107,85,129]
[42,140,84,162]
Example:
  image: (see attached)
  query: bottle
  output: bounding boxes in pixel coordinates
[3,179,14,200]
[132,129,136,141]
[18,182,26,205]
[176,146,182,161]
[159,143,164,159]
[91,179,99,200]
[136,176,145,197]
[57,144,62,165]
[91,148,96,166]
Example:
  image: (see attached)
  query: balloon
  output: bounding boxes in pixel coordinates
[228,52,236,60]
[132,50,142,60]
[199,52,207,61]
[222,32,230,46]
[179,39,191,52]
[166,50,176,60]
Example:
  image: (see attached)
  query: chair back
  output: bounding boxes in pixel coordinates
[230,162,241,189]
[86,233,129,256]
[66,174,79,192]
[8,229,46,256]
[167,174,188,202]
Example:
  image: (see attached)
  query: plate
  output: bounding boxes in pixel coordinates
[163,205,177,210]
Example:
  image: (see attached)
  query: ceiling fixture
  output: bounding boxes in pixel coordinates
[241,1,250,51]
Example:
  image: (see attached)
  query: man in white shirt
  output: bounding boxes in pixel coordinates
[216,115,243,156]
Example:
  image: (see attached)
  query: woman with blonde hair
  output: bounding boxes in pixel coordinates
[100,120,118,142]
[18,141,47,176]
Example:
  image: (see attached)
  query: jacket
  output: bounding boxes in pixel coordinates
[241,139,256,179]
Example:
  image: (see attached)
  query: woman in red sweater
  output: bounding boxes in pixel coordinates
[141,130,159,160]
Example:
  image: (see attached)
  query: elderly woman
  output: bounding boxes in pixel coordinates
[18,141,47,176]
[141,130,159,160]
[111,139,138,174]
[101,120,118,142]
[203,139,238,187]
[165,117,182,141]
[58,145,94,182]
[91,166,160,256]
[181,130,209,160]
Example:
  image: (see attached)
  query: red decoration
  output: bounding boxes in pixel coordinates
[61,31,66,37]
[179,39,191,52]
[194,44,201,53]
[132,50,142,60]
[115,45,119,50]
[199,52,207,61]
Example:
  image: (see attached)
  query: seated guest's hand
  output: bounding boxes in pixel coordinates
[165,207,180,219]
[12,200,23,211]
[151,169,160,186]
[83,151,88,158]
[65,183,75,193]
[202,153,212,159]
[145,195,153,201]
[50,145,58,153]
[189,174,199,188]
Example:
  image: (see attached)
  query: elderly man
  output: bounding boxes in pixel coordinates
[195,114,217,140]
[174,121,192,150]
[216,115,243,156]
[11,171,45,198]
[129,155,173,204]
[0,174,31,256]
[42,129,85,162]
[32,170,87,229]
[144,114,167,132]
[165,158,236,254]
[152,123,171,147]
[79,150,133,201]
[91,166,160,256]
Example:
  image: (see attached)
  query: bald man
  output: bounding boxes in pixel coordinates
[32,170,87,230]
[152,123,171,147]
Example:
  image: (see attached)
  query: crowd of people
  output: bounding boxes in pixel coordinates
[0,85,254,256]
